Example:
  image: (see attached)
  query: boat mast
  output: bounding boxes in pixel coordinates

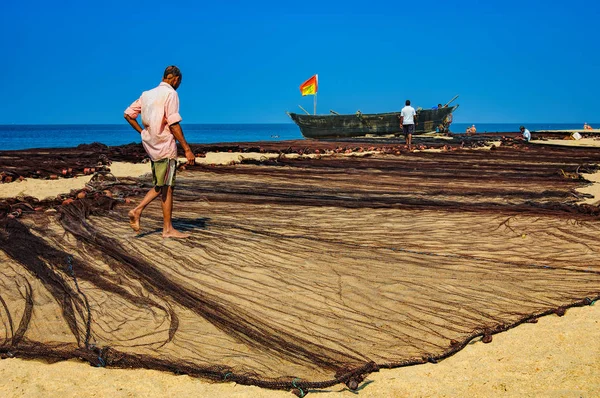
[444,95,459,107]
[298,105,311,115]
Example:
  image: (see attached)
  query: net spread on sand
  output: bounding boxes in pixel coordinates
[1,138,600,391]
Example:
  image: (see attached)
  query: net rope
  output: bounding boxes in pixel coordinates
[1,138,600,391]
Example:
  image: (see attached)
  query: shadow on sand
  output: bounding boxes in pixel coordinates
[134,217,209,238]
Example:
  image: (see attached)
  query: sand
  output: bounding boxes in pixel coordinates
[0,153,269,199]
[0,151,378,200]
[580,172,600,205]
[0,175,94,200]
[1,143,600,397]
[1,305,598,397]
[529,138,600,205]
[530,137,600,148]
[3,147,599,206]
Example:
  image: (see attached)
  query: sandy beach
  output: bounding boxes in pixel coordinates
[1,137,600,397]
[1,304,597,397]
[4,0,600,394]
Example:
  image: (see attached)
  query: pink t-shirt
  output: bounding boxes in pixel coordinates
[124,82,182,161]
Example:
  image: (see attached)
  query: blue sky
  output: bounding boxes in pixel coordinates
[1,0,598,124]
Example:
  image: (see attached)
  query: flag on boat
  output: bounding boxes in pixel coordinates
[299,74,318,96]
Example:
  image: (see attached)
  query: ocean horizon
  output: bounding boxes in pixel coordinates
[0,122,596,151]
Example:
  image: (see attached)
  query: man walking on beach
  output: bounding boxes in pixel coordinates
[123,65,195,238]
[399,100,417,149]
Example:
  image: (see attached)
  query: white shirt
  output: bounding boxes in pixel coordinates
[401,106,416,125]
[522,129,531,141]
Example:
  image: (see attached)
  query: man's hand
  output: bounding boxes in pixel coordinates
[124,114,144,134]
[184,148,196,165]
[170,123,195,165]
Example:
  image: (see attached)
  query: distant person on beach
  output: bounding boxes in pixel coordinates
[123,65,196,239]
[399,100,417,149]
[584,122,593,130]
[520,126,531,142]
[466,125,476,135]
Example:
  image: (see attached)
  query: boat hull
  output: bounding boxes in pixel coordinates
[288,106,458,139]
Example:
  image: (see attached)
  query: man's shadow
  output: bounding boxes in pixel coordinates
[135,217,209,238]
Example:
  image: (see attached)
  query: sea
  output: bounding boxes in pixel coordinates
[0,123,595,151]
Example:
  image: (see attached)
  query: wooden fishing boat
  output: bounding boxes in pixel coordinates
[287,104,459,139]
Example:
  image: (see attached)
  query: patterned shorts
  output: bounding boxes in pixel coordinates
[151,158,177,187]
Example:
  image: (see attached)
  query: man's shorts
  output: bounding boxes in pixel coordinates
[151,158,177,187]
[402,124,415,136]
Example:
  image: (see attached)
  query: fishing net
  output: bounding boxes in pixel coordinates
[1,137,600,392]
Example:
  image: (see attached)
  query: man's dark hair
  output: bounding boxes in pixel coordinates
[405,100,411,106]
[164,65,182,78]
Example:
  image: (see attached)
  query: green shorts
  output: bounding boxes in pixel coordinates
[151,158,177,187]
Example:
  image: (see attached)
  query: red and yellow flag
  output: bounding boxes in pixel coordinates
[299,74,318,96]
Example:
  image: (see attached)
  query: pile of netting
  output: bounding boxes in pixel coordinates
[1,137,600,393]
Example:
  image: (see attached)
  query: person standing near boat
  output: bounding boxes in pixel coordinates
[123,65,196,238]
[399,100,417,149]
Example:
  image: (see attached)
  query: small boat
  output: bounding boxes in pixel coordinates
[287,102,459,139]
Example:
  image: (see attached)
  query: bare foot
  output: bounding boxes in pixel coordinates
[162,229,190,239]
[128,209,141,233]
